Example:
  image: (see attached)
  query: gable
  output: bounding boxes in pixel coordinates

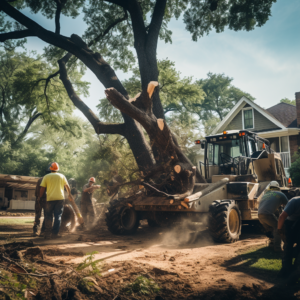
[212,97,285,135]
[219,106,280,133]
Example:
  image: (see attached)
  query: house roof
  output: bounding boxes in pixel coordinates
[211,96,286,135]
[0,174,39,190]
[266,103,297,128]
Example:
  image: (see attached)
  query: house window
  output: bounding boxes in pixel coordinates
[243,108,254,129]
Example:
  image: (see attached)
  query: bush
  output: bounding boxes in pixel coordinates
[289,152,300,186]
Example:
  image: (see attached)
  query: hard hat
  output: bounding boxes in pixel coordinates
[49,162,59,171]
[268,181,279,189]
[89,177,96,183]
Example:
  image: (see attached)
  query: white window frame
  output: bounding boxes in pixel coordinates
[242,107,254,130]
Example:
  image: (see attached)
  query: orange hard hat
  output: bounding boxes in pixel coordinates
[89,177,96,183]
[49,162,59,171]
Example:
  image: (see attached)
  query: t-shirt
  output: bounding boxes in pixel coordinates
[284,197,300,221]
[40,172,69,201]
[81,183,93,203]
[258,190,288,215]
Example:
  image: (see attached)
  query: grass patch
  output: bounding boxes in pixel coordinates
[122,275,160,296]
[237,246,282,274]
[0,218,34,225]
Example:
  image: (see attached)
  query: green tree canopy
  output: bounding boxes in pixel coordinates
[0,49,89,148]
[280,98,295,106]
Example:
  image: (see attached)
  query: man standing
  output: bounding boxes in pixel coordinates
[278,197,300,277]
[39,162,70,239]
[258,181,288,251]
[81,177,100,227]
[33,177,47,236]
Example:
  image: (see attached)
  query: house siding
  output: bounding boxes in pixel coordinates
[289,135,300,162]
[225,111,243,131]
[252,110,281,132]
[219,106,281,133]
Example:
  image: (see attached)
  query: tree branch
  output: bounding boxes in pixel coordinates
[12,111,42,146]
[0,1,128,97]
[104,0,129,9]
[58,54,125,136]
[88,9,128,47]
[0,29,35,42]
[105,88,153,129]
[53,0,62,35]
[147,0,167,47]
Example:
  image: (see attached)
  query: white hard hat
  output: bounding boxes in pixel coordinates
[269,181,280,189]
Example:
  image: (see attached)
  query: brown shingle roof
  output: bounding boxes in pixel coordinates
[266,103,297,128]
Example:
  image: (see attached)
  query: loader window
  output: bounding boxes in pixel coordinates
[207,138,246,166]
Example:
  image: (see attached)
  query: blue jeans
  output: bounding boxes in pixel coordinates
[44,200,64,235]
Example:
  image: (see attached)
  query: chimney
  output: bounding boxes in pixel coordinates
[296,92,300,127]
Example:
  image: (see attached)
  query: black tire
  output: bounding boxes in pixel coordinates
[208,200,242,243]
[105,200,139,235]
[60,204,76,232]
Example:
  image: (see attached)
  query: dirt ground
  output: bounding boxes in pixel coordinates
[0,218,299,300]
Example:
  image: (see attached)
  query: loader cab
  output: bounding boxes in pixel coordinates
[197,130,271,180]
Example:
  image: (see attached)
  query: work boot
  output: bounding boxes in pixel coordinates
[51,233,62,239]
[33,226,39,237]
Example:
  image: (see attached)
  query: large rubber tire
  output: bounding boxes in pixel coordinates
[105,200,139,235]
[208,200,242,243]
[60,204,76,232]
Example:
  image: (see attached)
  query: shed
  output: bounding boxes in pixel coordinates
[0,174,39,210]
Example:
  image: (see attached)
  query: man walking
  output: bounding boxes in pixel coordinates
[278,197,300,277]
[258,181,288,251]
[81,177,100,227]
[39,162,70,239]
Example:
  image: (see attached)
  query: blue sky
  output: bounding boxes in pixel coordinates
[19,0,300,118]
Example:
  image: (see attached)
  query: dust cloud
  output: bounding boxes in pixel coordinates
[159,215,214,248]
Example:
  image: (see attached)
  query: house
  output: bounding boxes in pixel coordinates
[0,174,39,210]
[211,92,300,176]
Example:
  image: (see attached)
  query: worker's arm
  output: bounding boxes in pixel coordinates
[39,187,46,198]
[278,211,288,229]
[83,185,101,193]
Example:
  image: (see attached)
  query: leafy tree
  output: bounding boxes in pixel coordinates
[0,0,276,194]
[280,98,295,106]
[196,72,255,122]
[0,49,89,149]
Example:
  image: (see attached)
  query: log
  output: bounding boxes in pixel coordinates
[157,119,164,131]
[147,81,159,98]
[174,165,181,174]
[180,201,189,209]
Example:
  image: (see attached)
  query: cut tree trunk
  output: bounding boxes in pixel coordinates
[105,82,205,198]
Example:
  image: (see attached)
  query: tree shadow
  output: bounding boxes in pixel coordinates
[222,246,282,284]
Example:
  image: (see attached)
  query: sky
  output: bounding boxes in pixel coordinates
[15,0,300,118]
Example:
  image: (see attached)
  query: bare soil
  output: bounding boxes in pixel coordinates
[0,219,299,300]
